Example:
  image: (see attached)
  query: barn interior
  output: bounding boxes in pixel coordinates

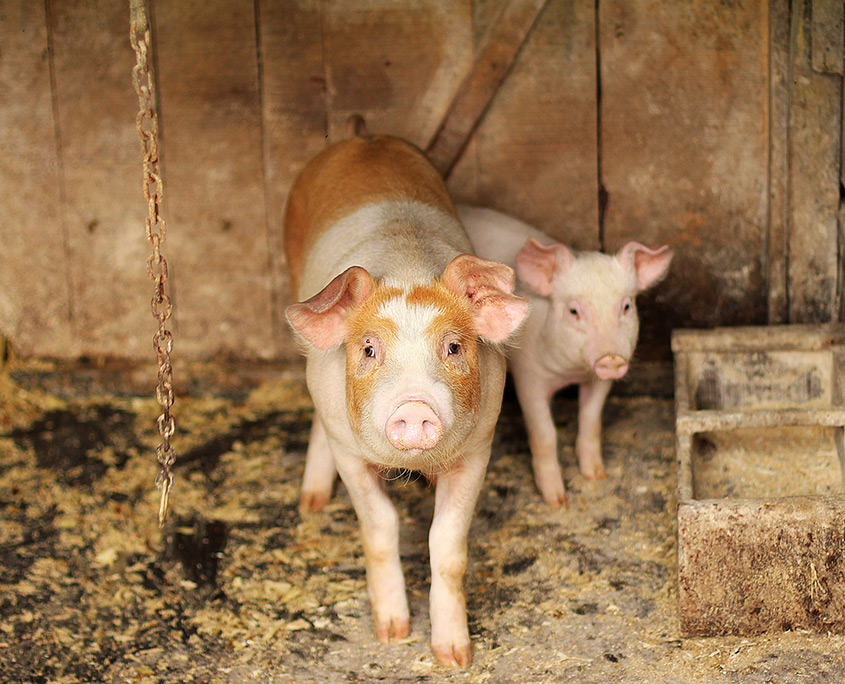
[2,0,845,681]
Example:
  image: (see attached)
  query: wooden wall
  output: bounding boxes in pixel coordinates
[1,0,843,363]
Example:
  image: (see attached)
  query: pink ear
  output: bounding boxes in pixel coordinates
[442,254,529,343]
[515,238,572,297]
[286,266,374,349]
[617,242,674,291]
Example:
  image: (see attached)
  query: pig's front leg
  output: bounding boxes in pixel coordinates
[332,447,410,642]
[576,378,613,480]
[428,453,488,668]
[512,371,567,506]
[300,416,338,511]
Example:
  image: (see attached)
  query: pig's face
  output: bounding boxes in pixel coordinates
[287,255,528,473]
[550,252,640,379]
[343,281,481,471]
[517,239,673,381]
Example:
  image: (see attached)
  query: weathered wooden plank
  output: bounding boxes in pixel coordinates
[47,0,150,359]
[811,0,844,76]
[258,0,326,360]
[768,0,790,323]
[0,0,72,357]
[154,0,272,359]
[321,0,473,147]
[450,0,599,249]
[788,0,842,323]
[600,0,771,357]
[841,94,845,321]
[426,0,550,177]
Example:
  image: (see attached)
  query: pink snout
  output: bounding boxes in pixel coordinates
[594,354,629,380]
[385,401,443,451]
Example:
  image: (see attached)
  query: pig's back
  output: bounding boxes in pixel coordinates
[299,200,471,301]
[284,136,459,292]
[458,205,553,269]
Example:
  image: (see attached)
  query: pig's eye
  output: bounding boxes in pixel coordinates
[355,336,382,376]
[360,337,381,361]
[622,298,632,315]
[568,305,581,320]
[442,335,470,372]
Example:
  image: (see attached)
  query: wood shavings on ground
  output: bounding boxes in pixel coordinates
[1,360,844,682]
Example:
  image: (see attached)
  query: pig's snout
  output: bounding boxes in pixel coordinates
[385,401,443,451]
[594,354,629,380]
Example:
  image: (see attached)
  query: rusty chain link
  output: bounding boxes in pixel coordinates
[130,0,176,528]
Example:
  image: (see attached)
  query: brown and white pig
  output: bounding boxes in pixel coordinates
[284,136,528,667]
[458,205,673,506]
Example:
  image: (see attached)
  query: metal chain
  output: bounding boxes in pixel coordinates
[130,0,176,528]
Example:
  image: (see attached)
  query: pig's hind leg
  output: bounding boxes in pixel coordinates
[332,448,411,643]
[576,379,612,480]
[300,416,338,511]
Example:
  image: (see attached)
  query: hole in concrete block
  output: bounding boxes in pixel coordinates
[692,426,845,499]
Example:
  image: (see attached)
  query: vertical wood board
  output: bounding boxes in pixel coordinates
[768,0,790,323]
[258,0,326,360]
[600,0,771,357]
[787,0,842,323]
[0,0,72,356]
[444,0,509,202]
[321,0,473,147]
[811,0,845,76]
[155,0,272,359]
[48,0,151,358]
[451,0,599,249]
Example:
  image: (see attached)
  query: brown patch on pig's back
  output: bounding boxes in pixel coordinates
[283,136,458,293]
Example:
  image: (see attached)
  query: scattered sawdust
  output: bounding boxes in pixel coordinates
[1,359,843,683]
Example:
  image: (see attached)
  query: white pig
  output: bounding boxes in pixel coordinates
[284,136,528,667]
[458,205,673,506]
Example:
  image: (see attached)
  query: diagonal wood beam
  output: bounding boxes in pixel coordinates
[425,0,551,178]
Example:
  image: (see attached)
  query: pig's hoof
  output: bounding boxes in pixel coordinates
[375,616,410,643]
[432,641,472,668]
[542,490,568,507]
[537,479,568,507]
[581,463,607,481]
[299,490,331,512]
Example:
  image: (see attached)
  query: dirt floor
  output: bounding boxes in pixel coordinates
[1,359,844,684]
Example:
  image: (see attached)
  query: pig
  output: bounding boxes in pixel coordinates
[284,135,528,667]
[458,205,673,506]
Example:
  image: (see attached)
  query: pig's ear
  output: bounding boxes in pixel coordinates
[442,254,529,343]
[515,238,572,297]
[286,266,374,349]
[617,242,674,291]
